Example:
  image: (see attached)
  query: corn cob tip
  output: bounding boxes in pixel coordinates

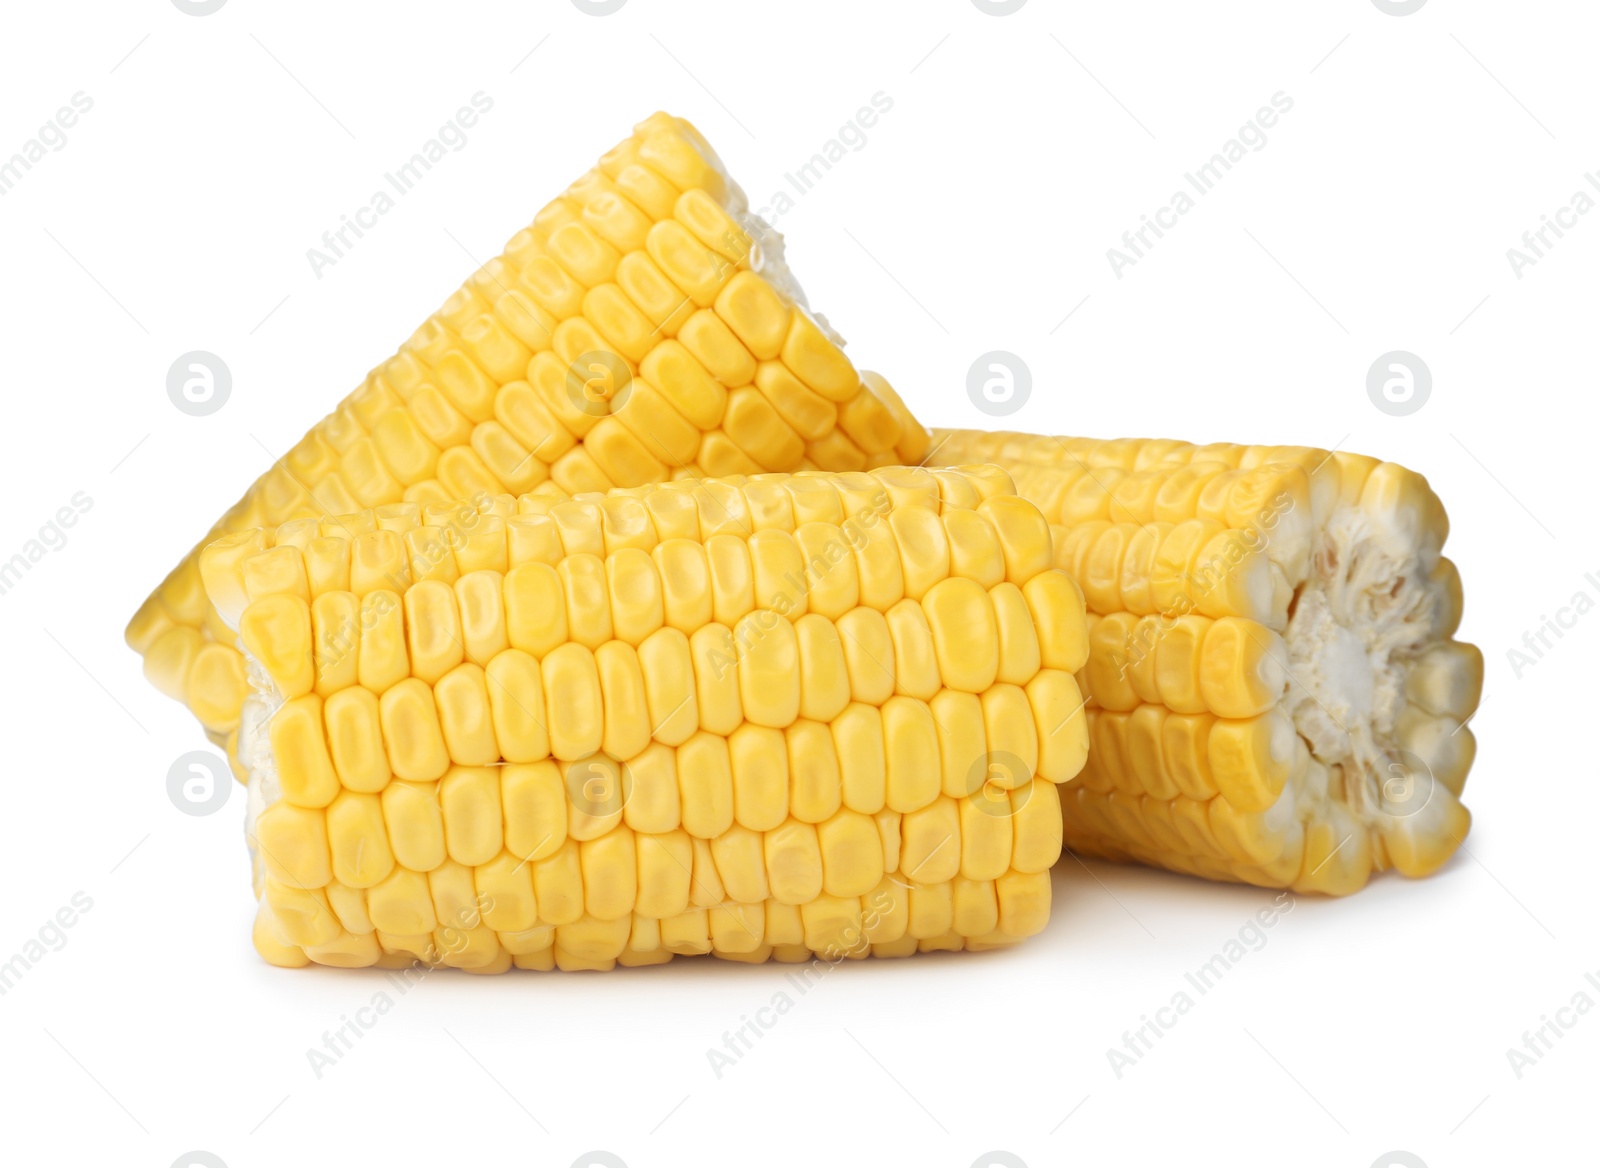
[931,431,1480,896]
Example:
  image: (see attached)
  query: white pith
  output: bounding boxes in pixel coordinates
[1281,503,1436,831]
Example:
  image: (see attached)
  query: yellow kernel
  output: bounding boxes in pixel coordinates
[637,627,698,746]
[764,819,824,905]
[882,695,940,813]
[484,648,549,762]
[326,790,395,888]
[729,722,788,832]
[832,702,886,815]
[677,730,735,838]
[541,642,603,761]
[500,760,566,863]
[379,677,451,782]
[736,609,800,728]
[381,780,446,871]
[323,685,390,792]
[240,593,315,699]
[272,693,341,807]
[435,662,499,766]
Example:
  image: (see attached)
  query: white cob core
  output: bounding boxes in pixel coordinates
[1283,503,1437,829]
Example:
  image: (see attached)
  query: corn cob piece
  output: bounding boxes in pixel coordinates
[928,432,1480,895]
[201,467,1088,972]
[127,112,931,762]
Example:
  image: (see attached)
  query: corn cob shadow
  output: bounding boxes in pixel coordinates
[928,432,1481,897]
[202,467,1090,972]
[126,112,928,766]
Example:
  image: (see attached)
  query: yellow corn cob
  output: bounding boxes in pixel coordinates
[200,467,1088,972]
[126,112,930,764]
[928,431,1480,896]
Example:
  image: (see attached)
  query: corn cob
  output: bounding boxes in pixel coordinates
[200,466,1089,972]
[126,112,929,764]
[927,431,1480,895]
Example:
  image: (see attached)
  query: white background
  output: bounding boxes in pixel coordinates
[0,1,1591,1165]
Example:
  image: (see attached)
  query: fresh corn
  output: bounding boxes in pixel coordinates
[200,467,1089,972]
[126,112,929,764]
[928,431,1480,895]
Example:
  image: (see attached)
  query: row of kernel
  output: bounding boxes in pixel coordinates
[263,861,1053,968]
[491,494,1053,637]
[271,609,1083,802]
[262,864,1043,953]
[230,487,1060,685]
[235,570,1082,764]
[1038,462,1295,529]
[1056,520,1280,625]
[255,561,1073,717]
[1075,704,1300,813]
[257,766,1065,907]
[1060,785,1311,887]
[927,431,1346,480]
[246,464,1016,590]
[1081,613,1289,718]
[265,870,1049,966]
[1062,783,1301,881]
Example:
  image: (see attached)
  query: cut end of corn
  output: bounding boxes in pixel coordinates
[928,432,1480,896]
[129,111,929,749]
[203,467,1088,971]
